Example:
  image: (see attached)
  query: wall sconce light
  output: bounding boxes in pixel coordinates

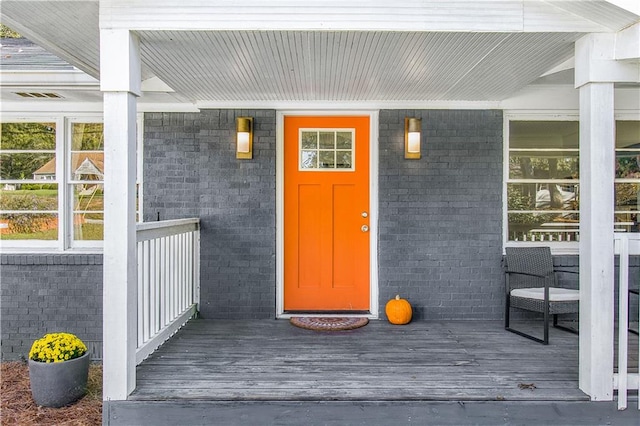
[236,117,253,159]
[405,117,421,159]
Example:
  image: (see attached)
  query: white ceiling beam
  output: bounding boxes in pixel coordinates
[615,23,640,61]
[100,0,523,31]
[0,71,99,87]
[100,30,142,95]
[193,100,501,110]
[99,0,623,33]
[575,32,640,88]
[605,0,640,16]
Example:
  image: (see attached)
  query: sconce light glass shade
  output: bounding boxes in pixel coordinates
[405,117,421,159]
[236,117,253,159]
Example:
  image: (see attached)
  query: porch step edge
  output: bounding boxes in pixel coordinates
[104,400,639,426]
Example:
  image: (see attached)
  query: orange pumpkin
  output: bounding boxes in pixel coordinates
[385,295,412,324]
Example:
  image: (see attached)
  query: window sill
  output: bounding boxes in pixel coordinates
[0,247,103,255]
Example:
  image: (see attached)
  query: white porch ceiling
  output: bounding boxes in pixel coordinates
[1,0,638,105]
[139,30,581,103]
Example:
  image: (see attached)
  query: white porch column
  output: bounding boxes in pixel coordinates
[101,29,141,401]
[578,81,615,400]
[575,29,639,400]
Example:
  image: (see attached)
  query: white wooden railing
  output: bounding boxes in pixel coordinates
[135,218,200,365]
[614,233,640,410]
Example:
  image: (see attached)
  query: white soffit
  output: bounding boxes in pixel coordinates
[1,0,101,78]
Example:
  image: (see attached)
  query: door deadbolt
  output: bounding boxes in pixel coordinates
[361,225,369,232]
[361,211,368,218]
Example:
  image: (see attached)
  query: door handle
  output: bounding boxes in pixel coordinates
[361,225,369,232]
[361,211,368,218]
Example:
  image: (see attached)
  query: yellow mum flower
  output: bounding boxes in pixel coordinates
[29,333,87,363]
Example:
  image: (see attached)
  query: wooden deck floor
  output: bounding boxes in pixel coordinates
[130,319,638,402]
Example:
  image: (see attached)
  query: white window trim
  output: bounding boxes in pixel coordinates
[504,111,640,255]
[0,112,144,253]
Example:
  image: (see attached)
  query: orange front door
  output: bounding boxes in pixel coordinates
[284,116,370,311]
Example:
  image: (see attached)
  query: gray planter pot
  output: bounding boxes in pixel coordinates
[28,352,90,407]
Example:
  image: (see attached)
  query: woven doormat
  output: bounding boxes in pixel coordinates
[290,317,369,331]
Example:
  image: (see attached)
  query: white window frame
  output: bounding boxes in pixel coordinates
[504,112,640,255]
[0,112,144,252]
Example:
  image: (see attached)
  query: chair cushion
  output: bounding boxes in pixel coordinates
[511,287,579,302]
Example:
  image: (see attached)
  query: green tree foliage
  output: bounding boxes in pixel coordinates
[0,25,21,38]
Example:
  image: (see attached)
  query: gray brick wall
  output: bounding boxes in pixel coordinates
[0,254,103,360]
[378,110,504,320]
[144,112,201,220]
[143,110,277,319]
[142,109,639,323]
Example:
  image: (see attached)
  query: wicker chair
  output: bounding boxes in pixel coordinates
[504,246,579,344]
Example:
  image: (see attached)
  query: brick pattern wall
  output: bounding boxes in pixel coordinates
[378,110,504,320]
[143,110,277,319]
[0,254,103,360]
[143,112,201,221]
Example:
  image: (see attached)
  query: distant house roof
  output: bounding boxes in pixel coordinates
[33,152,104,177]
[0,37,74,71]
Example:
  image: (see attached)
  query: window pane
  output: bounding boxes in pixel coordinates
[509,121,578,149]
[1,153,56,180]
[301,150,317,169]
[615,182,640,210]
[336,151,352,169]
[0,184,58,211]
[319,151,335,168]
[507,213,579,242]
[319,132,334,149]
[73,213,103,241]
[70,152,104,181]
[0,213,58,240]
[616,121,640,149]
[615,213,638,232]
[71,123,104,151]
[507,183,578,213]
[70,123,103,183]
[301,132,317,149]
[509,154,578,179]
[336,132,352,149]
[72,183,104,211]
[616,151,640,178]
[72,183,103,241]
[0,122,56,150]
